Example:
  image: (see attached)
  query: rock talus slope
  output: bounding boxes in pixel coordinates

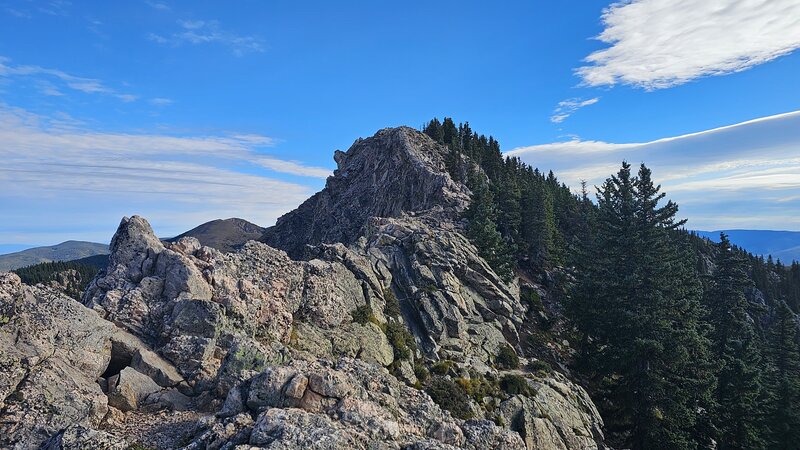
[0,126,604,449]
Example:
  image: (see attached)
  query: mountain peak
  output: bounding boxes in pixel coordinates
[170,217,265,253]
[263,126,470,257]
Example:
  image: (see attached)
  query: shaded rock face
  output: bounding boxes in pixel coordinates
[263,127,471,258]
[357,214,524,361]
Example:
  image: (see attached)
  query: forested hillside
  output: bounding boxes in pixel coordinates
[13,260,100,300]
[424,117,800,449]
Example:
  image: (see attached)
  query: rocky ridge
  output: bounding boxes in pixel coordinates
[0,126,604,449]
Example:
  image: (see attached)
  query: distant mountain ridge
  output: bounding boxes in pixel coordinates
[169,217,265,253]
[695,229,800,263]
[0,240,109,271]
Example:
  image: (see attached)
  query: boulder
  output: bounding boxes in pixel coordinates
[107,367,162,412]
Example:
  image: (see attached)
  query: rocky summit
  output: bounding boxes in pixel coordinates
[0,127,604,449]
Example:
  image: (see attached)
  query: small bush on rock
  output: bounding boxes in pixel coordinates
[352,304,378,326]
[414,362,430,382]
[522,289,544,312]
[385,321,416,361]
[495,344,520,370]
[528,359,552,374]
[383,289,401,318]
[457,376,501,403]
[431,359,455,375]
[500,374,531,396]
[427,376,473,420]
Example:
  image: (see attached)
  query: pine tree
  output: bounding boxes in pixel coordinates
[465,173,514,281]
[423,118,444,143]
[765,300,800,449]
[494,170,521,248]
[706,233,767,449]
[531,181,562,266]
[442,117,458,148]
[572,162,714,449]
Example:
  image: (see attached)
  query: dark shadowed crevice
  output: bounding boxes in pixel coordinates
[102,341,133,379]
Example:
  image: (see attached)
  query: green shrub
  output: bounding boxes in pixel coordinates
[431,359,455,375]
[457,376,501,403]
[528,359,552,373]
[414,362,430,382]
[495,344,520,370]
[352,304,378,326]
[522,289,544,312]
[422,283,439,293]
[383,289,401,318]
[427,376,473,419]
[500,374,530,396]
[385,321,416,361]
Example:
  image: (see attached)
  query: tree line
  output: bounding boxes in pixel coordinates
[13,260,99,300]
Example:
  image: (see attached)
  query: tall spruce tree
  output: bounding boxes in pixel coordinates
[465,173,515,281]
[572,162,714,449]
[706,233,767,449]
[766,300,800,449]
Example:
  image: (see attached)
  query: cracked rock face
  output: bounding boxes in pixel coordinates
[263,126,471,258]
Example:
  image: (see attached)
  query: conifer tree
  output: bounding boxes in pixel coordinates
[423,118,444,143]
[706,233,766,449]
[765,300,800,449]
[442,117,458,148]
[572,162,714,449]
[465,173,514,281]
[495,171,522,248]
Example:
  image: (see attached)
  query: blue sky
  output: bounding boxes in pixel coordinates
[1,0,800,249]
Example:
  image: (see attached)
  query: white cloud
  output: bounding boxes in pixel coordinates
[149,97,173,106]
[0,105,331,244]
[37,0,71,17]
[507,110,800,230]
[577,0,800,89]
[149,19,265,56]
[550,97,599,123]
[0,57,140,102]
[146,1,170,11]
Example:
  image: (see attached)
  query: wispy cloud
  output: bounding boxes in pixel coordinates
[149,97,173,106]
[4,7,32,18]
[0,104,331,244]
[550,97,599,123]
[577,0,800,89]
[508,111,800,230]
[0,57,140,102]
[37,0,71,17]
[148,19,265,56]
[145,1,170,11]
